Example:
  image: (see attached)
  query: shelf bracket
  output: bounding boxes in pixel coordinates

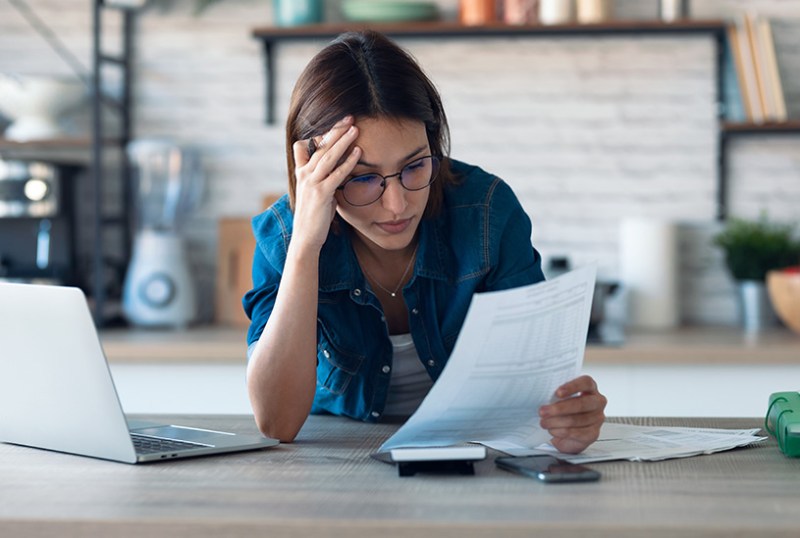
[260,39,276,124]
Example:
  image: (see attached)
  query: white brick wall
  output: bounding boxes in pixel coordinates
[1,0,798,325]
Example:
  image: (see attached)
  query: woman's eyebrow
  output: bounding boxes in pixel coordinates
[356,145,428,168]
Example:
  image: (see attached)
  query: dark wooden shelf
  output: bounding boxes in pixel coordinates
[0,137,122,150]
[252,19,727,40]
[722,120,800,135]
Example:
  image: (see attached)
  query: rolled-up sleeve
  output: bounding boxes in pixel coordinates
[242,243,281,350]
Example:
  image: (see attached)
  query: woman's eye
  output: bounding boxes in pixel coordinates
[405,159,425,171]
[351,174,379,184]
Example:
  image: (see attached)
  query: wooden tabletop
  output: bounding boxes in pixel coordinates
[1,416,798,537]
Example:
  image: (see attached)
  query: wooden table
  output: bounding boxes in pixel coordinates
[1,416,798,537]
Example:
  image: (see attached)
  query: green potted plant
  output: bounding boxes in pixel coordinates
[713,216,800,332]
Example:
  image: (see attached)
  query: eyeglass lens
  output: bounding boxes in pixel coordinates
[340,156,439,206]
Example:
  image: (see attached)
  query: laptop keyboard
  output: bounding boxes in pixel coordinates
[131,433,211,455]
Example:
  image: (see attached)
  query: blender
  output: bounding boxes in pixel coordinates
[122,140,203,328]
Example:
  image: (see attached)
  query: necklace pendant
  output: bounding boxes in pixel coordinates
[390,292,396,298]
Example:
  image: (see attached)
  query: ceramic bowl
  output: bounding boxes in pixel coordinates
[767,267,800,334]
[341,1,438,22]
[0,74,87,141]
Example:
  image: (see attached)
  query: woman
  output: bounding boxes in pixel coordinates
[243,30,606,453]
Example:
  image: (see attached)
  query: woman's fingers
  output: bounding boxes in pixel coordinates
[540,392,607,420]
[550,434,596,455]
[293,115,355,173]
[540,406,606,431]
[308,116,354,160]
[311,125,359,184]
[537,375,607,454]
[554,374,598,399]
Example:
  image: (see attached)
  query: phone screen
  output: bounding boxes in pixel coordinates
[495,455,601,483]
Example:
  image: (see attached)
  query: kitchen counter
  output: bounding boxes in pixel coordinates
[101,325,249,363]
[99,325,800,365]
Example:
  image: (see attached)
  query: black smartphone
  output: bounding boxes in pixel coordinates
[495,455,601,483]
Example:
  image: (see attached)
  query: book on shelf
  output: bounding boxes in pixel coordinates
[755,15,787,122]
[744,14,770,122]
[726,13,787,124]
[722,24,748,123]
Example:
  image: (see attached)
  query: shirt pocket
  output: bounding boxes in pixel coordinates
[316,319,365,395]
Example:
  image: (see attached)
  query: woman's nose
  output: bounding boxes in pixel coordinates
[381,176,408,215]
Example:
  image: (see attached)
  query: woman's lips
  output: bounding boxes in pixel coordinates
[376,218,412,234]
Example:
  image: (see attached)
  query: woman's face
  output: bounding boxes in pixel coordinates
[335,116,431,253]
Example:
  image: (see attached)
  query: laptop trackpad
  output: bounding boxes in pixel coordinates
[131,424,235,445]
[127,418,163,430]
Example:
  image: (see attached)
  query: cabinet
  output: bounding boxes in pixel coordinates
[250,20,800,220]
[99,325,800,416]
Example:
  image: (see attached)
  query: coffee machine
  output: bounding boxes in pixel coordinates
[0,157,77,284]
[122,140,203,328]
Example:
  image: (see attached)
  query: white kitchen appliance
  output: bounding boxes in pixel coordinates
[0,73,86,141]
[123,140,203,328]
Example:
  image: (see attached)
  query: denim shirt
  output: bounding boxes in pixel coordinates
[243,160,544,423]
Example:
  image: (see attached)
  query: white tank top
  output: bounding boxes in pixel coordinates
[382,333,433,418]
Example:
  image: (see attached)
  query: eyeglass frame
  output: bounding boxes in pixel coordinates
[336,155,441,207]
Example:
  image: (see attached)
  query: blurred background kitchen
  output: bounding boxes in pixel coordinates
[1,0,798,415]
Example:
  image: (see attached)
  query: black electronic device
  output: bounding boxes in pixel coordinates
[495,455,601,483]
[0,158,79,285]
[372,445,487,477]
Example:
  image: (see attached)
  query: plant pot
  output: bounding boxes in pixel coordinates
[737,280,779,333]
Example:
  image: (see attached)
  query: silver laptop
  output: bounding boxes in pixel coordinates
[0,282,278,463]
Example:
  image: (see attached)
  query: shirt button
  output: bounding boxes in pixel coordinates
[380,315,386,323]
[322,349,330,359]
[411,308,419,315]
[381,365,391,374]
[371,411,380,418]
[427,359,435,367]
[354,288,362,297]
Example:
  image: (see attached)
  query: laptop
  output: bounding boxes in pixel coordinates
[0,281,278,463]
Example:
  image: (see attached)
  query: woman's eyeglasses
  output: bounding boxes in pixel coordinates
[337,155,440,207]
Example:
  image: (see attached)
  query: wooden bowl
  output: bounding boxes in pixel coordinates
[767,268,800,334]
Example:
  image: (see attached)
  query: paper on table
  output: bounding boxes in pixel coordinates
[532,422,768,463]
[377,265,597,455]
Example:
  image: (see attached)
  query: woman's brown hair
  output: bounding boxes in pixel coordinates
[285,30,455,218]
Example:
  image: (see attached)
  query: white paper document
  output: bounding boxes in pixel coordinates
[377,265,597,455]
[538,422,768,464]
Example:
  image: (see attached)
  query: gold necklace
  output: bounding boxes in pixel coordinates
[359,244,419,299]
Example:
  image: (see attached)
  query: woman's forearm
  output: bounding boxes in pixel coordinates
[247,242,320,442]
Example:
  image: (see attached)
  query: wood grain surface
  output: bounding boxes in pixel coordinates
[1,416,798,537]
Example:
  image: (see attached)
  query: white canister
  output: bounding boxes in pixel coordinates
[538,0,574,25]
[576,0,610,24]
[619,218,680,329]
[659,0,688,22]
